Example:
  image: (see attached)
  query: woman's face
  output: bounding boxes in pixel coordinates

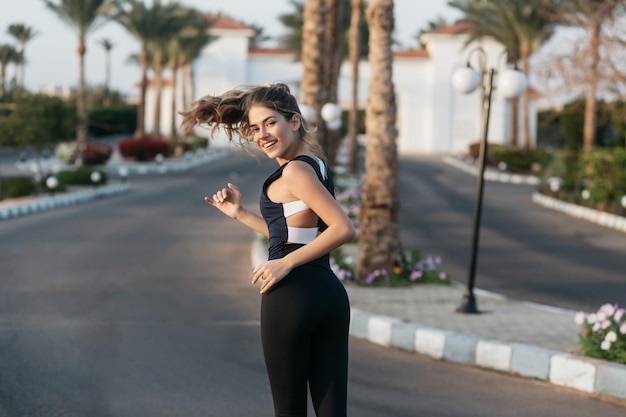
[248,105,301,162]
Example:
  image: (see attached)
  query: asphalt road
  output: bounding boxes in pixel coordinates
[1,152,625,415]
[398,154,626,312]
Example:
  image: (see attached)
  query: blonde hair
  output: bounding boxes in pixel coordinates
[180,83,326,160]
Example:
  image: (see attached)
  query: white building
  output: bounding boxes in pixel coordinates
[147,16,537,154]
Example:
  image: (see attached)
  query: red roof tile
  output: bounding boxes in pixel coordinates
[208,14,254,31]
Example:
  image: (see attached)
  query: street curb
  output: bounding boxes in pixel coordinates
[104,150,230,176]
[348,308,626,401]
[250,235,626,402]
[442,155,540,185]
[532,192,626,234]
[0,183,130,221]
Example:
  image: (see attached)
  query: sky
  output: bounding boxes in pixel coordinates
[0,0,461,96]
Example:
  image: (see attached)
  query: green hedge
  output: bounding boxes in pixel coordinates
[0,176,37,199]
[89,105,137,137]
[55,167,108,186]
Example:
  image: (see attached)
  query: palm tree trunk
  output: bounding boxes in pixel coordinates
[136,48,148,138]
[520,46,531,150]
[0,65,6,97]
[169,59,178,140]
[152,50,164,138]
[348,0,362,175]
[301,0,325,144]
[584,21,601,152]
[356,0,403,279]
[76,41,89,166]
[323,0,344,167]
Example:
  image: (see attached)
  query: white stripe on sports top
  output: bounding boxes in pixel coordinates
[283,158,326,244]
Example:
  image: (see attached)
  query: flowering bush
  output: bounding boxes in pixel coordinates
[332,165,449,287]
[118,136,170,161]
[54,141,113,165]
[575,303,626,364]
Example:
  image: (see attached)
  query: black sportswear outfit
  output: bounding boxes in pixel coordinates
[259,155,350,417]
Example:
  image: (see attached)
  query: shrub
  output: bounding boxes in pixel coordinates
[575,304,626,365]
[54,141,113,165]
[82,142,113,165]
[55,167,108,186]
[117,137,170,161]
[55,141,77,164]
[89,105,137,137]
[0,176,37,198]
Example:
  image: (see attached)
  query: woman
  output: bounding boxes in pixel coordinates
[181,83,356,417]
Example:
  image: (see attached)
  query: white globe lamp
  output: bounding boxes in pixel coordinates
[452,66,481,94]
[498,69,528,99]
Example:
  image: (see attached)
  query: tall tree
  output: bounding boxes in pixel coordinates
[42,0,115,165]
[148,0,188,138]
[115,0,156,138]
[167,9,213,139]
[356,0,403,279]
[6,23,38,93]
[177,23,214,111]
[98,38,114,105]
[448,0,558,150]
[0,44,18,98]
[347,0,363,175]
[559,0,626,151]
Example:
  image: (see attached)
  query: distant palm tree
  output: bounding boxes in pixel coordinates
[166,9,214,139]
[98,38,114,104]
[449,0,558,150]
[6,23,38,93]
[42,0,116,165]
[0,44,19,97]
[115,0,156,137]
[177,20,214,111]
[356,0,403,279]
[147,0,189,138]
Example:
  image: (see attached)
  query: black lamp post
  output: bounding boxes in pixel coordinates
[452,47,528,314]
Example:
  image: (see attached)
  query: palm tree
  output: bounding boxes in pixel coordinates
[347,0,363,175]
[449,0,558,150]
[356,0,403,279]
[42,0,116,165]
[6,23,38,93]
[147,1,189,138]
[115,0,156,137]
[168,10,214,140]
[0,44,18,97]
[98,38,114,105]
[177,19,215,111]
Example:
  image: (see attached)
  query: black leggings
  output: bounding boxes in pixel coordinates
[261,262,350,417]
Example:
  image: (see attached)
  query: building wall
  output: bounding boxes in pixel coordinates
[147,26,536,154]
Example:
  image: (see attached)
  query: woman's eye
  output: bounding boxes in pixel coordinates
[267,121,275,127]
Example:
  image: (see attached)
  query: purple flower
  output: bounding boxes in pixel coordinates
[410,270,423,281]
[438,272,447,280]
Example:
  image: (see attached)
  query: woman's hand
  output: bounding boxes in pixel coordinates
[252,258,294,294]
[204,183,243,219]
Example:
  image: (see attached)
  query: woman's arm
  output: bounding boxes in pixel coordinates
[252,161,356,293]
[206,183,268,236]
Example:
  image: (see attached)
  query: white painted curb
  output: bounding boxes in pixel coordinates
[348,308,626,401]
[0,183,130,221]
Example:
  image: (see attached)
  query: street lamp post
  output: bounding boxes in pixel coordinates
[452,47,527,314]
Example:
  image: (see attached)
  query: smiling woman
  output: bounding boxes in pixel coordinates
[180,82,356,417]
